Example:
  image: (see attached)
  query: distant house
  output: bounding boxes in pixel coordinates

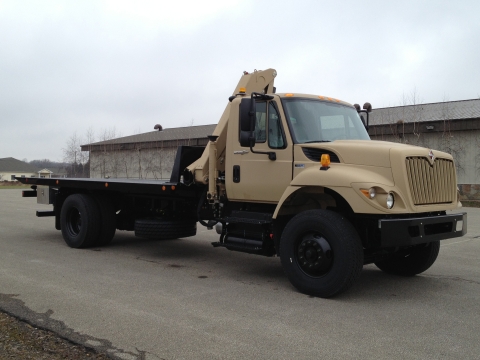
[37,168,53,178]
[0,157,38,181]
[48,167,68,178]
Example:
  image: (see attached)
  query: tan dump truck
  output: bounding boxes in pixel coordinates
[18,68,467,297]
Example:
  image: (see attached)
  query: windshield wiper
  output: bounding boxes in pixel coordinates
[303,140,331,143]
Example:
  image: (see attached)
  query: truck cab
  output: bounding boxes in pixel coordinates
[185,69,466,297]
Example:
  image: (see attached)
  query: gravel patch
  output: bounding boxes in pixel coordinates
[0,310,111,359]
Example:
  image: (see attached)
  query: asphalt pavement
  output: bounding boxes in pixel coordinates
[0,189,479,360]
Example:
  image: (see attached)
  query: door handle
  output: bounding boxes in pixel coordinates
[233,165,240,183]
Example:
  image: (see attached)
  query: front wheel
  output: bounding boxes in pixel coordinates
[374,241,440,276]
[280,210,363,298]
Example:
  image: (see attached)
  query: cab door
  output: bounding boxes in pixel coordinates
[227,100,292,203]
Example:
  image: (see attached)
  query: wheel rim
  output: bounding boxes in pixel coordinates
[296,233,333,277]
[66,207,82,236]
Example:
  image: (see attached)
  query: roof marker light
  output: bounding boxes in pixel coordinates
[286,93,294,97]
[239,87,246,93]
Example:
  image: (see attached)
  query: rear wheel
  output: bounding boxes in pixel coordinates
[134,218,197,239]
[280,210,363,298]
[374,241,440,276]
[60,194,100,248]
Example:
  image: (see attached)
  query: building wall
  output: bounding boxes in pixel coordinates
[90,129,480,185]
[0,172,37,181]
[89,147,178,180]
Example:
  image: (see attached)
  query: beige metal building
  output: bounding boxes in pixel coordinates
[81,99,480,200]
[82,125,216,180]
[368,99,480,201]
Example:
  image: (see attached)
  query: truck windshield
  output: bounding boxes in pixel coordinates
[282,98,370,143]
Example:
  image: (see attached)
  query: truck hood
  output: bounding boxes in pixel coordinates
[298,140,425,167]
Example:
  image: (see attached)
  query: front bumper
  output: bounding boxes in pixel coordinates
[379,212,467,247]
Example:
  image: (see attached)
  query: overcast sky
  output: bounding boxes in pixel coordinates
[1,0,479,162]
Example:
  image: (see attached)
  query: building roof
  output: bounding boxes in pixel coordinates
[0,157,39,173]
[370,98,480,125]
[83,124,218,147]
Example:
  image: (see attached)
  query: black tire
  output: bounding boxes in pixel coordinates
[94,196,116,246]
[134,218,197,239]
[374,241,440,276]
[60,194,101,248]
[280,209,363,298]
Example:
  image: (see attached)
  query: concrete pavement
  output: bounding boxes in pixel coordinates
[1,189,479,360]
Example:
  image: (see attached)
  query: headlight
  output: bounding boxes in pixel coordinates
[386,193,395,209]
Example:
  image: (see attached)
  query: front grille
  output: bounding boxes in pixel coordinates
[302,148,340,163]
[405,157,456,205]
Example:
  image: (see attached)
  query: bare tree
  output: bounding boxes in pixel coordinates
[475,129,480,182]
[62,132,83,177]
[438,97,466,175]
[408,88,423,143]
[92,127,123,178]
[394,88,424,145]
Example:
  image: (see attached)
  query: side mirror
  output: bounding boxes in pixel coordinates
[239,130,251,147]
[239,97,256,147]
[360,114,366,127]
[354,102,372,131]
[240,97,256,131]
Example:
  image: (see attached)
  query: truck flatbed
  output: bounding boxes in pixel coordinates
[18,177,197,197]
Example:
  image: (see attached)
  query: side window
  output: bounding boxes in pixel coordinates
[254,102,267,143]
[239,101,285,147]
[268,103,286,149]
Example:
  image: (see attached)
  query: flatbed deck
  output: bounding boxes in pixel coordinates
[16,177,197,197]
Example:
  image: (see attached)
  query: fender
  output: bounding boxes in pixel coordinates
[273,165,396,218]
